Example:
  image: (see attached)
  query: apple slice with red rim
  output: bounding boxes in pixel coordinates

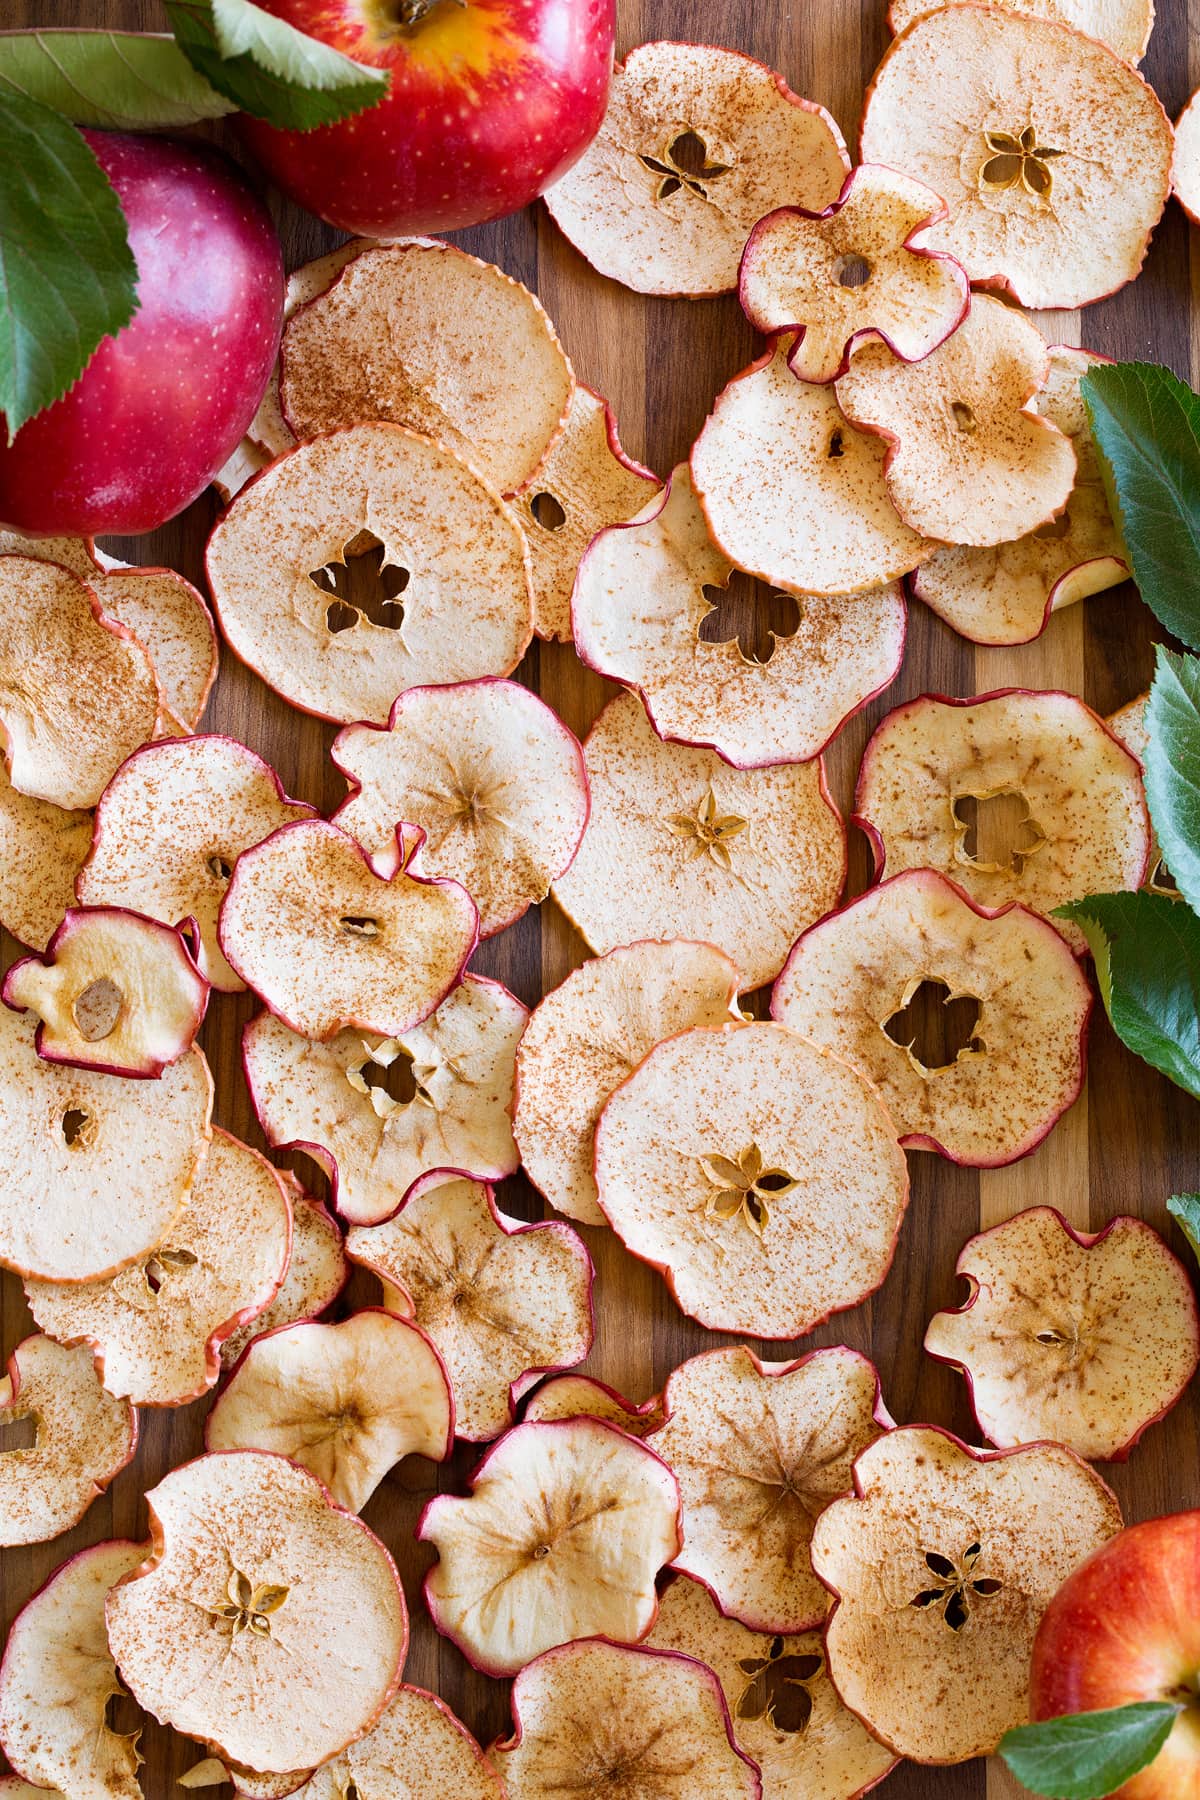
[523,1373,665,1437]
[0,1334,136,1547]
[221,1177,347,1371]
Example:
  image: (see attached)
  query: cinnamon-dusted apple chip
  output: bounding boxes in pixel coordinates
[0,1334,135,1546]
[244,974,526,1225]
[26,1129,291,1405]
[552,693,845,991]
[332,680,588,937]
[649,1346,892,1632]
[545,40,848,296]
[594,1022,909,1337]
[346,1174,593,1441]
[810,1426,1122,1761]
[1176,88,1200,223]
[888,0,1153,63]
[772,870,1092,1165]
[420,1417,681,1675]
[206,423,533,725]
[221,1178,348,1369]
[860,7,1172,310]
[249,237,374,459]
[281,1687,502,1800]
[0,764,93,952]
[523,1374,665,1437]
[926,1207,1199,1460]
[740,166,969,382]
[1107,692,1176,895]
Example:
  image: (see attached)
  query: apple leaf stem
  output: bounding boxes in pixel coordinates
[1000,1700,1183,1799]
[164,0,389,131]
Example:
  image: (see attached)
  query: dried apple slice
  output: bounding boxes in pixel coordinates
[573,463,907,766]
[332,680,589,937]
[647,1573,899,1800]
[346,1174,593,1442]
[925,1207,1199,1460]
[1107,692,1176,895]
[888,0,1153,62]
[489,1637,761,1797]
[524,1375,665,1437]
[854,689,1151,951]
[274,1686,502,1800]
[772,869,1092,1165]
[810,1426,1122,1761]
[244,973,526,1226]
[594,1022,909,1336]
[76,735,316,992]
[213,434,271,504]
[649,1346,891,1632]
[420,1417,681,1675]
[250,237,376,459]
[0,764,93,953]
[552,692,845,992]
[221,1177,348,1369]
[90,559,218,732]
[860,7,1172,310]
[0,1538,147,1800]
[690,340,930,596]
[0,1334,136,1546]
[515,938,741,1227]
[740,166,969,383]
[105,1450,408,1775]
[1176,89,1200,223]
[545,40,848,296]
[206,423,533,725]
[0,530,96,577]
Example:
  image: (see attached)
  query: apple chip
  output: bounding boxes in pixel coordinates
[0,531,96,578]
[888,0,1153,62]
[206,423,533,725]
[515,938,741,1227]
[1107,692,1176,895]
[76,735,316,992]
[221,1178,348,1369]
[772,870,1091,1165]
[740,166,969,382]
[524,1375,665,1437]
[810,1426,1122,1761]
[346,1174,593,1441]
[219,819,477,1041]
[594,1022,909,1337]
[647,1574,899,1800]
[544,40,848,296]
[420,1417,680,1675]
[690,339,929,596]
[649,1346,891,1632]
[280,240,574,495]
[0,1538,147,1800]
[244,974,526,1225]
[91,561,218,732]
[552,693,845,991]
[0,1005,211,1282]
[105,1451,408,1775]
[281,1686,502,1800]
[332,680,588,937]
[250,237,375,459]
[26,1129,291,1405]
[213,433,271,503]
[859,7,1172,310]
[926,1207,1199,1460]
[854,689,1151,951]
[573,464,907,766]
[1176,89,1200,222]
[0,764,93,952]
[489,1638,761,1798]
[0,1334,135,1546]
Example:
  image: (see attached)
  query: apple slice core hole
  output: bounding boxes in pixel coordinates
[698,570,801,665]
[735,1642,823,1733]
[0,1413,38,1454]
[883,979,983,1075]
[72,976,123,1043]
[953,790,1048,874]
[310,532,409,635]
[60,1106,94,1149]
[529,490,567,532]
[832,253,871,289]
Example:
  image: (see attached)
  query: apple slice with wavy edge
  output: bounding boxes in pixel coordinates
[249,238,375,460]
[346,1174,593,1442]
[1176,89,1200,222]
[221,1177,348,1370]
[0,1334,135,1546]
[888,0,1152,62]
[523,1374,665,1437]
[1107,692,1177,896]
[0,763,93,953]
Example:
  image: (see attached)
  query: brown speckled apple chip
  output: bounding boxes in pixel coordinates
[772,870,1092,1166]
[552,693,845,991]
[545,40,848,297]
[250,238,373,460]
[25,1129,290,1406]
[649,1346,892,1633]
[221,1177,348,1370]
[925,1207,1200,1460]
[0,1334,135,1547]
[860,8,1172,311]
[244,974,526,1226]
[888,0,1152,63]
[206,422,533,725]
[0,764,93,953]
[810,1426,1122,1762]
[594,1022,909,1337]
[419,1417,681,1676]
[1107,692,1177,896]
[283,1686,502,1800]
[1176,89,1200,223]
[524,1374,665,1437]
[346,1175,593,1442]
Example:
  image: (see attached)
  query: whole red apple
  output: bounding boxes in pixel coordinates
[236,0,614,235]
[1031,1512,1200,1800]
[0,132,284,538]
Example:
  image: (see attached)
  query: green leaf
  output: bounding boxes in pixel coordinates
[0,91,138,438]
[1167,1193,1200,1264]
[1057,889,1200,1098]
[164,0,388,131]
[1145,647,1200,912]
[1081,361,1200,649]
[1000,1703,1181,1800]
[0,29,235,128]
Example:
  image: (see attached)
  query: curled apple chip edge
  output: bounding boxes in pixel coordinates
[887,0,1153,64]
[1176,87,1200,223]
[0,768,94,955]
[522,1372,666,1438]
[0,1333,137,1548]
[221,1177,349,1370]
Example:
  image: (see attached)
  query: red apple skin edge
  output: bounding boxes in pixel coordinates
[0,133,284,538]
[236,0,615,236]
[1030,1512,1200,1800]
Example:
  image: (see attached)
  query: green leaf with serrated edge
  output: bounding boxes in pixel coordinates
[1000,1703,1181,1800]
[1167,1193,1200,1265]
[0,30,235,128]
[164,0,387,131]
[1081,362,1200,649]
[1058,890,1200,1099]
[0,92,138,439]
[1145,647,1200,914]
